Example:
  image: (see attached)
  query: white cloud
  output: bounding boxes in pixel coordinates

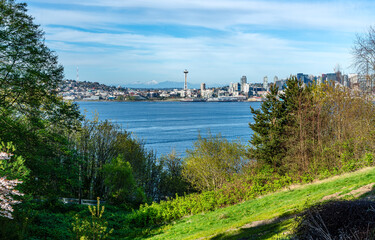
[28,0,375,32]
[25,0,374,84]
[48,25,350,84]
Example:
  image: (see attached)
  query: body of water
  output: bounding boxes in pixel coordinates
[78,101,261,156]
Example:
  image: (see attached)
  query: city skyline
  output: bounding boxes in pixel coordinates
[26,0,375,85]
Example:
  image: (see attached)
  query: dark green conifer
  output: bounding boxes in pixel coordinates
[249,83,287,168]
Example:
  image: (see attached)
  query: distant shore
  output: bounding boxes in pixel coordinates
[72,98,263,103]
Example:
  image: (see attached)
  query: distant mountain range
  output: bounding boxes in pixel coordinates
[124,81,201,89]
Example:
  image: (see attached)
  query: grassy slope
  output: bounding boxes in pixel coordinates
[136,167,375,240]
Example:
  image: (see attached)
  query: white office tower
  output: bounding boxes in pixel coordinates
[184,69,188,90]
[243,83,250,94]
[241,76,247,91]
[263,76,268,91]
[274,76,278,85]
[229,82,235,93]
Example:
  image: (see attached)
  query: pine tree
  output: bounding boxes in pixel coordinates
[249,76,306,170]
[249,83,287,169]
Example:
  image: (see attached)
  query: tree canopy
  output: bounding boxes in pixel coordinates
[0,0,81,196]
[249,76,375,176]
[183,134,247,191]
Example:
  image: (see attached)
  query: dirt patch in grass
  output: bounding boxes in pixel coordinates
[239,215,292,230]
[321,183,375,201]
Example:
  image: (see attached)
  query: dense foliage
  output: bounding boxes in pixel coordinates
[128,164,294,227]
[0,0,82,197]
[70,117,190,206]
[250,77,375,177]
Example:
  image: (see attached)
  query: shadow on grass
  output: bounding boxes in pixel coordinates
[121,225,168,240]
[211,214,294,240]
[358,184,375,200]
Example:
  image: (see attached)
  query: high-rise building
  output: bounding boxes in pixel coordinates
[229,82,240,93]
[321,74,327,84]
[201,83,206,92]
[275,79,286,90]
[326,73,337,84]
[263,76,268,90]
[297,73,311,85]
[273,76,278,85]
[243,83,250,95]
[241,76,247,91]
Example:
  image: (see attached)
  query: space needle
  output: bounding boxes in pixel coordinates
[184,69,188,90]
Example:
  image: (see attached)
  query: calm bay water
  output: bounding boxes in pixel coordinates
[78,101,261,156]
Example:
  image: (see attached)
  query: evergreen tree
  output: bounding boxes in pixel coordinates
[249,83,287,168]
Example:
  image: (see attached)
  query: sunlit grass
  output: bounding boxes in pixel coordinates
[135,167,375,240]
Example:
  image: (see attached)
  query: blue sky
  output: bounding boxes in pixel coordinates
[25,0,375,86]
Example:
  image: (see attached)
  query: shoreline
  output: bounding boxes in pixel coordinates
[69,98,263,103]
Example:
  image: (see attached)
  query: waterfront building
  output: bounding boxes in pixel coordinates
[201,89,214,99]
[218,90,227,97]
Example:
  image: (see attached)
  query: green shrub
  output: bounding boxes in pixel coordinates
[126,165,294,227]
[103,155,146,208]
[363,153,375,166]
[72,197,113,240]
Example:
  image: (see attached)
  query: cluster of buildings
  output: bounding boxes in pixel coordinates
[58,71,374,102]
[58,80,127,101]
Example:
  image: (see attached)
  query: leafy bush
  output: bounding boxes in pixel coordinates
[127,164,294,227]
[103,155,146,208]
[158,151,192,200]
[0,200,131,240]
[183,133,248,191]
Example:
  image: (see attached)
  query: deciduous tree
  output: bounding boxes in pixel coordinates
[183,134,247,191]
[352,25,375,92]
[0,0,82,197]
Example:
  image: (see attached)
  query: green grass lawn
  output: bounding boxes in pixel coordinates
[133,167,375,240]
